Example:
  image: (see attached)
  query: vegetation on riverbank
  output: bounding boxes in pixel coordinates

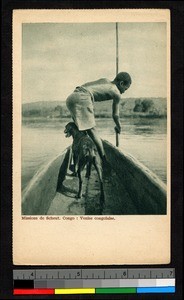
[22,97,167,120]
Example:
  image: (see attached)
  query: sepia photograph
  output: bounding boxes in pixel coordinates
[21,22,167,215]
[13,10,170,265]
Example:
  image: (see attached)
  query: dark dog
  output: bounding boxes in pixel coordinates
[64,122,104,200]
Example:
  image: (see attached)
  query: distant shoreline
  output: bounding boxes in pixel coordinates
[22,114,166,125]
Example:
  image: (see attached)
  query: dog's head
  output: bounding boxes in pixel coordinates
[64,122,78,138]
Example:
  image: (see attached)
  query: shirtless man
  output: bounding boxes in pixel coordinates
[66,72,132,162]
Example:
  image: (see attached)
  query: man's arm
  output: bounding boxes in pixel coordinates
[112,96,121,134]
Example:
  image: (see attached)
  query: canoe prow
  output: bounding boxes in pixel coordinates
[22,141,167,215]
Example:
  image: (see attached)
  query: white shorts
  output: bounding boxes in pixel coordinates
[66,86,96,131]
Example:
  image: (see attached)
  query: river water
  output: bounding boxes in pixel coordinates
[22,117,167,190]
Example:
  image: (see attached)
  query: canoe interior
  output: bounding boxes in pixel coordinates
[22,141,167,215]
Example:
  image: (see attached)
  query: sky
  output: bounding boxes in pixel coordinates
[22,22,167,103]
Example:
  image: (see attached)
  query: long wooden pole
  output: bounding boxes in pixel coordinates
[116,22,119,75]
[115,22,119,147]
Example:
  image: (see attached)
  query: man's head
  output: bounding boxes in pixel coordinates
[114,72,132,94]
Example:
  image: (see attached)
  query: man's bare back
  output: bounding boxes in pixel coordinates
[82,78,121,102]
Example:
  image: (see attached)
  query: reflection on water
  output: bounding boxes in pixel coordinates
[22,117,167,190]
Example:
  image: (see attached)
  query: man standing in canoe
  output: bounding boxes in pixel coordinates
[66,72,132,163]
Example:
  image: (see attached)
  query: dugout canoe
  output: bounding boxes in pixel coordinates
[22,140,167,216]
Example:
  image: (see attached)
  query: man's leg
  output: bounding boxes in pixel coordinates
[87,127,105,161]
